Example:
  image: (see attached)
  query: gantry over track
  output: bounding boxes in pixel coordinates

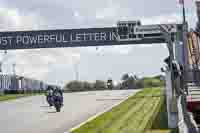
[0,21,182,50]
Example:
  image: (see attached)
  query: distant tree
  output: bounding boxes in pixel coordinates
[120,73,164,89]
[135,80,144,89]
[121,74,136,89]
[154,75,164,80]
[121,73,129,81]
[94,80,107,90]
[83,81,93,91]
[126,76,136,89]
[65,80,84,91]
[134,75,139,80]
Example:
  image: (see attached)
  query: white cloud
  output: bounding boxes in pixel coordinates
[96,7,117,19]
[140,12,197,29]
[0,7,48,31]
[140,13,182,25]
[0,48,81,84]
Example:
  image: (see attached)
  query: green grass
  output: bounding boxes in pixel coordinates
[0,93,43,102]
[146,90,178,133]
[71,87,172,133]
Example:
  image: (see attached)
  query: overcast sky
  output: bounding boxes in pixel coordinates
[0,0,198,86]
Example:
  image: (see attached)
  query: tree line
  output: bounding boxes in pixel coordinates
[63,74,165,92]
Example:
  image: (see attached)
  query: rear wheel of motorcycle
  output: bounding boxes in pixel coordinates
[56,106,60,112]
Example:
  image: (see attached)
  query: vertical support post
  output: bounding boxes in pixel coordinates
[167,33,175,95]
[160,25,178,128]
[181,0,189,93]
[167,34,179,114]
[182,0,186,24]
[182,22,189,93]
[165,71,178,128]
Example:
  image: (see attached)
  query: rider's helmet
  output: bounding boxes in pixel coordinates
[54,86,62,96]
[46,85,54,95]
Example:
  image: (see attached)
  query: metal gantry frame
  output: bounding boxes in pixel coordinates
[0,21,187,95]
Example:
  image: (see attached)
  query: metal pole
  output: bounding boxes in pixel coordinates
[159,26,175,92]
[75,63,79,81]
[182,0,186,23]
[159,25,178,113]
[12,63,16,75]
[179,0,188,93]
[182,0,188,69]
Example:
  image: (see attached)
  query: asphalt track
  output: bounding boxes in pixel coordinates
[0,90,140,133]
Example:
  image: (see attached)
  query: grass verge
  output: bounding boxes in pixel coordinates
[145,89,178,133]
[0,93,43,102]
[71,87,176,133]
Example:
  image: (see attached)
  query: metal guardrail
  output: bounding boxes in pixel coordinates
[187,86,200,101]
[177,95,199,133]
[164,69,200,132]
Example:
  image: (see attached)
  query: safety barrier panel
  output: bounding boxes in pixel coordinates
[177,95,199,133]
[0,74,54,93]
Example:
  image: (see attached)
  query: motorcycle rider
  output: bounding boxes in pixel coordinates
[53,87,63,106]
[45,85,54,106]
[46,86,54,96]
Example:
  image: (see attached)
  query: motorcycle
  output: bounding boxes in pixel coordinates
[46,94,54,107]
[53,93,63,112]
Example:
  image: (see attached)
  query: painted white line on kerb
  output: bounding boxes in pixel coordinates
[66,90,140,133]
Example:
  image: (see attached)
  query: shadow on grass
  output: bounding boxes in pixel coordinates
[148,98,178,133]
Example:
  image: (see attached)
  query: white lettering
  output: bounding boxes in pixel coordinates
[83,33,87,41]
[0,36,13,46]
[70,34,73,41]
[75,34,82,41]
[50,35,56,42]
[94,33,99,41]
[16,36,22,44]
[38,35,44,44]
[23,36,29,44]
[7,36,13,45]
[112,32,119,40]
[89,33,93,41]
[1,37,8,45]
[62,34,68,42]
[56,34,62,43]
[100,33,106,40]
[44,35,50,43]
[29,36,37,44]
